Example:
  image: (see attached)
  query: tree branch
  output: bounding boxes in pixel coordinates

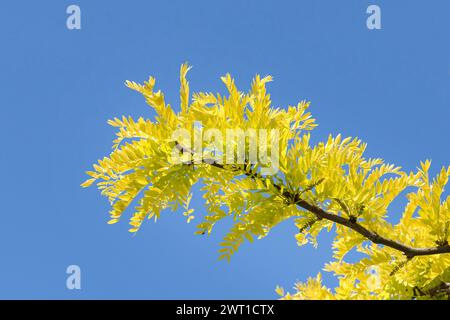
[174,142,450,258]
[415,282,450,299]
[292,197,450,258]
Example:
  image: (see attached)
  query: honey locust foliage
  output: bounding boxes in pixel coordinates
[83,64,450,300]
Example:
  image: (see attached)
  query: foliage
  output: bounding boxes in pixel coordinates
[83,64,450,299]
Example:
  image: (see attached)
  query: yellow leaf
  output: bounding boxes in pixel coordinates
[81,178,95,188]
[107,219,119,225]
[275,286,285,296]
[136,176,148,185]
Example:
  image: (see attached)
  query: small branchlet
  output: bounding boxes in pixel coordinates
[356,203,366,217]
[298,216,322,233]
[413,282,450,300]
[435,239,449,247]
[390,258,410,276]
[299,178,325,197]
[332,198,351,216]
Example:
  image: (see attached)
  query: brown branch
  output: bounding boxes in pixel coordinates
[428,282,450,299]
[292,197,450,258]
[173,142,450,258]
[414,282,450,299]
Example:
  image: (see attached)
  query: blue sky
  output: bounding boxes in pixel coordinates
[0,0,449,299]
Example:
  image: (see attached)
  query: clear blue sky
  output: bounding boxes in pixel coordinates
[0,0,449,299]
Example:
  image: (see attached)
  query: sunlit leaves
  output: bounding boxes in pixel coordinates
[84,64,450,300]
